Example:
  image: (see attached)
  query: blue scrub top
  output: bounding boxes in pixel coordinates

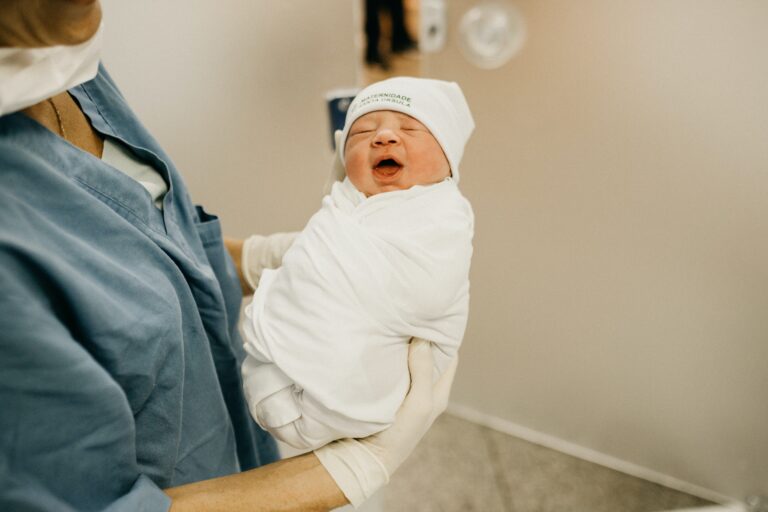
[0,66,279,511]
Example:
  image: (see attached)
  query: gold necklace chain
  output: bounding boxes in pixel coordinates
[47,97,67,140]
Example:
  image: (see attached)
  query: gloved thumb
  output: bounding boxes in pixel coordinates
[431,354,458,421]
[405,338,434,405]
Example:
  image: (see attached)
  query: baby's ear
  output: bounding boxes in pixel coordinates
[323,130,347,196]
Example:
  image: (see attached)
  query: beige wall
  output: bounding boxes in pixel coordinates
[101,0,767,502]
[102,0,358,236]
[428,0,768,501]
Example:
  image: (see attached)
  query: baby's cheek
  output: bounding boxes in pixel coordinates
[345,162,370,193]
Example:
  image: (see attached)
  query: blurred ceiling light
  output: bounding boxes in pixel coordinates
[459,1,526,69]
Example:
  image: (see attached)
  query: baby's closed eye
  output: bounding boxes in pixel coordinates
[401,124,426,132]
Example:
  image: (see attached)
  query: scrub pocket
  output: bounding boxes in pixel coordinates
[193,205,243,339]
[192,205,281,468]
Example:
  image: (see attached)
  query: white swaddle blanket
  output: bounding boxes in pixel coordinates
[241,177,473,450]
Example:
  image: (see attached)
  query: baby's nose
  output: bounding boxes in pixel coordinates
[373,128,400,146]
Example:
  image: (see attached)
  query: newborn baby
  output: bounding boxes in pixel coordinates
[241,77,475,449]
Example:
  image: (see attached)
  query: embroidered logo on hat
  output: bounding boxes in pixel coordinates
[351,92,413,112]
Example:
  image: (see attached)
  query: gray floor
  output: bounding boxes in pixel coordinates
[365,414,713,512]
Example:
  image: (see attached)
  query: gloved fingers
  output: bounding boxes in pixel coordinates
[241,234,265,292]
[431,354,458,421]
[241,232,299,291]
[329,338,453,490]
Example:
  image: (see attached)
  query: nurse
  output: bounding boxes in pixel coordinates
[0,1,457,510]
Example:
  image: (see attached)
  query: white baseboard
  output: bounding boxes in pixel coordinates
[445,401,741,507]
[657,506,746,512]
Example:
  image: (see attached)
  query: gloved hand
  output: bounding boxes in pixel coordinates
[314,338,458,507]
[322,129,347,195]
[241,232,299,291]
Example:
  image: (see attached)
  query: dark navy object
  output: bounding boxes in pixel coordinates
[326,88,359,149]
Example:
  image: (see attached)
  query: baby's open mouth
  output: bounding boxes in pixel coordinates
[373,157,403,176]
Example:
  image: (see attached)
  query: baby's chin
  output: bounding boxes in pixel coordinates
[362,183,410,197]
[351,174,449,197]
[367,172,413,196]
[348,172,406,197]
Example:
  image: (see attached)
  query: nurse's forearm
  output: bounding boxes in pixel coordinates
[165,452,348,512]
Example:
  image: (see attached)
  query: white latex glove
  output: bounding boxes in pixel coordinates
[241,232,299,291]
[314,338,458,507]
[323,129,347,195]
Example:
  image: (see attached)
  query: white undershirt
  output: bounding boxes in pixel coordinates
[101,138,168,209]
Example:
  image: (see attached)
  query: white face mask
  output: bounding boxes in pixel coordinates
[0,22,103,117]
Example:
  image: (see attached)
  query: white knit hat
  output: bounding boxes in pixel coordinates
[339,77,475,183]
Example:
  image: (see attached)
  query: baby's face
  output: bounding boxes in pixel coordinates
[344,111,450,197]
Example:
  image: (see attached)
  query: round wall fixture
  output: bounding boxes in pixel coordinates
[459,1,526,69]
